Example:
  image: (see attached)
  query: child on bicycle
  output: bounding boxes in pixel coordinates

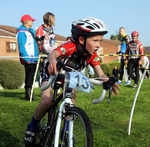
[24,17,119,146]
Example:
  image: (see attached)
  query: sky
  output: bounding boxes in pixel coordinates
[1,0,150,46]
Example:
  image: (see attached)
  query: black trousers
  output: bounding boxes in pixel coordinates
[141,68,149,78]
[119,59,130,81]
[24,63,37,89]
[127,58,140,85]
[119,59,125,81]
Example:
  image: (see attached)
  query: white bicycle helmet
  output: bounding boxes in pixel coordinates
[71,17,108,38]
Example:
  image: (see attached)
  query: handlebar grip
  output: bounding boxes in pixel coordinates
[89,78,103,85]
[40,75,55,91]
[57,61,64,71]
[103,77,117,90]
[40,61,64,91]
[92,89,107,104]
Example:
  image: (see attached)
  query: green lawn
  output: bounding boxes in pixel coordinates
[0,79,150,147]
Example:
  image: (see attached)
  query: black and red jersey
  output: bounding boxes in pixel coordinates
[36,25,56,54]
[126,40,144,59]
[55,39,101,71]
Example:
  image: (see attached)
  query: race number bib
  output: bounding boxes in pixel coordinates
[68,72,91,93]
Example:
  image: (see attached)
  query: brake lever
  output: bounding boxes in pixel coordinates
[108,87,112,104]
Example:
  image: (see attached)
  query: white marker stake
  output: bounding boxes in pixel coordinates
[128,64,148,135]
[30,54,42,102]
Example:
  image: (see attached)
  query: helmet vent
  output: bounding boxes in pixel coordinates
[77,23,84,26]
[93,23,100,29]
[86,26,94,30]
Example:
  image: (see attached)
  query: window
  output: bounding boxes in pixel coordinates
[6,42,17,52]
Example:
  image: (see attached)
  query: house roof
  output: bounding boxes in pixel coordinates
[0,25,66,41]
[0,29,16,37]
[0,25,17,34]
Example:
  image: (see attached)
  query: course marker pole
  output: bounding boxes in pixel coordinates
[128,63,148,135]
[30,54,42,102]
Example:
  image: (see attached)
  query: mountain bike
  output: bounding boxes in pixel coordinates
[38,54,48,86]
[35,61,117,147]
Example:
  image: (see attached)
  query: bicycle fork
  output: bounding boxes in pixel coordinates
[54,98,74,147]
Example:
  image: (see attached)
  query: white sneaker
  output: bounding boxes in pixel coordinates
[133,84,137,89]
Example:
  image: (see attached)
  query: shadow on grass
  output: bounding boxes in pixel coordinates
[0,129,22,147]
[125,85,133,88]
[0,90,41,101]
[0,91,25,100]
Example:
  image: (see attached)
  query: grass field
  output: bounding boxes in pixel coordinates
[0,79,150,147]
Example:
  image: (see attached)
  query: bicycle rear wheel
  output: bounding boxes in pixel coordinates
[44,106,93,147]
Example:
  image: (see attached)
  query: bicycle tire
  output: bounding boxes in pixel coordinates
[44,106,93,147]
[38,62,44,87]
[36,112,49,146]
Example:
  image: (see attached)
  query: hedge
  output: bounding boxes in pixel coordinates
[0,59,120,89]
[0,59,25,89]
[84,62,120,78]
[100,62,120,77]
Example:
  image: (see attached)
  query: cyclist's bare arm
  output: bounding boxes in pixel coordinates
[48,50,60,75]
[94,65,109,82]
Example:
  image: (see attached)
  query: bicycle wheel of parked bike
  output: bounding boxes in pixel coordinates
[44,107,93,147]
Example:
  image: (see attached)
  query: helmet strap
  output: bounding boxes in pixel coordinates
[79,36,91,56]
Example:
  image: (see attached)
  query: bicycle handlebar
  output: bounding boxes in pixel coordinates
[92,89,107,104]
[90,77,117,104]
[89,78,107,104]
[40,61,117,104]
[40,61,64,91]
[40,75,55,91]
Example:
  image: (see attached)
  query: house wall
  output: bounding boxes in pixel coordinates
[0,35,120,63]
[101,42,120,63]
[144,47,150,61]
[0,36,64,61]
[0,37,19,61]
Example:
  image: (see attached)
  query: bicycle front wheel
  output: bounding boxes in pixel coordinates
[44,106,93,147]
[67,107,93,147]
[58,106,93,147]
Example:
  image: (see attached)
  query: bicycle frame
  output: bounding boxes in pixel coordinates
[40,62,115,146]
[54,97,74,147]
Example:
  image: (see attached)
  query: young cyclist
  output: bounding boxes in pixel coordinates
[24,17,119,146]
[36,12,56,85]
[116,27,131,85]
[125,31,144,88]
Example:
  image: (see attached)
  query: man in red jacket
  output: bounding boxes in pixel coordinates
[126,31,144,88]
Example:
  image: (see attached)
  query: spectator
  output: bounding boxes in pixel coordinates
[126,31,144,89]
[36,12,56,85]
[116,27,131,85]
[36,12,56,55]
[112,66,119,80]
[140,56,150,79]
[17,14,38,100]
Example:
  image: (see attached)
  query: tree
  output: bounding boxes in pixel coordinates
[110,31,122,41]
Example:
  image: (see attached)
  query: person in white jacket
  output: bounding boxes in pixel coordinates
[141,56,150,79]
